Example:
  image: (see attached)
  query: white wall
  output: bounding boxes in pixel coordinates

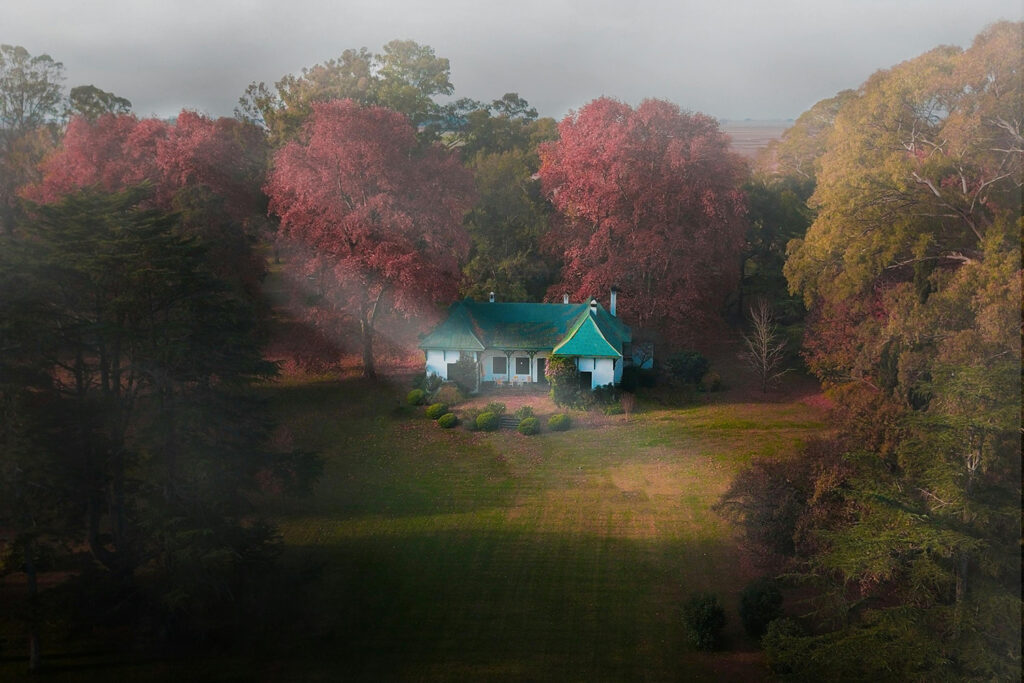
[575,356,616,389]
[424,349,468,380]
[478,350,551,383]
[429,349,619,388]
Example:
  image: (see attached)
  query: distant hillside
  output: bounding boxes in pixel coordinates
[720,120,790,159]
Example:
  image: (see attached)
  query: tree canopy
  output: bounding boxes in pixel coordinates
[264,99,475,377]
[237,40,453,144]
[539,97,748,345]
[740,22,1023,680]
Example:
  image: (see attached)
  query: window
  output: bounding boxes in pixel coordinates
[492,356,507,374]
[515,357,530,375]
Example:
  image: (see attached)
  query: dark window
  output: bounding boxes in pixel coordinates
[492,356,507,374]
[515,357,530,375]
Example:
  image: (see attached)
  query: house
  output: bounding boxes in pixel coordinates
[419,289,637,391]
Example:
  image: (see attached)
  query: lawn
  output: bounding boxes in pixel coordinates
[0,368,826,681]
[249,370,826,681]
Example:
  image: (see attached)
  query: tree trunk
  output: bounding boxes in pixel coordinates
[24,539,41,673]
[359,313,376,380]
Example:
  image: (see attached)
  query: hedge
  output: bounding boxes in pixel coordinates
[425,402,449,420]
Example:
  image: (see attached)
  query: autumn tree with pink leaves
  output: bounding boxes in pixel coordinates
[264,99,474,379]
[538,98,747,346]
[24,111,271,301]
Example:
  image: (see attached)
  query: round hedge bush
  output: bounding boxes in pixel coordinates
[517,417,540,435]
[425,402,449,420]
[437,413,458,429]
[406,389,426,406]
[475,411,499,432]
[547,413,571,431]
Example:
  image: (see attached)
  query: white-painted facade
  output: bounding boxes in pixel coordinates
[576,356,619,389]
[425,348,620,390]
[424,349,474,380]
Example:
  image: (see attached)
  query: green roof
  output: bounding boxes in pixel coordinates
[420,300,630,358]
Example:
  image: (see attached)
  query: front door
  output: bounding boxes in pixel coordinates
[579,371,592,391]
[536,358,547,384]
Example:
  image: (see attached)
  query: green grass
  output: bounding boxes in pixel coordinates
[0,375,825,680]
[253,375,824,680]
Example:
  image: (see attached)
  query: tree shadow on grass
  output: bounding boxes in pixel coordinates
[265,530,766,682]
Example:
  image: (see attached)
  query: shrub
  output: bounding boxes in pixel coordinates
[739,578,784,638]
[406,389,426,406]
[462,407,483,431]
[425,402,449,420]
[592,383,619,405]
[484,401,506,416]
[700,370,722,392]
[412,373,442,392]
[447,356,478,393]
[476,411,499,431]
[602,402,624,415]
[547,413,571,431]
[435,383,465,406]
[546,356,581,407]
[666,351,710,384]
[426,373,443,392]
[513,405,535,421]
[682,592,726,651]
[437,413,458,429]
[517,417,540,435]
[761,618,807,675]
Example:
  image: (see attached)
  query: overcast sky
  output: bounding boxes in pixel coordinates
[6,0,1022,122]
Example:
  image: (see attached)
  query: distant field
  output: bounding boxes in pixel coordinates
[720,120,790,159]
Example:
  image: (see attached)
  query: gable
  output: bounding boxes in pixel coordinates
[420,299,631,355]
[552,309,623,358]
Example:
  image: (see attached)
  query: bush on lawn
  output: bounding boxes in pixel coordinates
[547,413,571,431]
[513,405,534,421]
[476,411,499,431]
[682,592,726,650]
[425,402,449,420]
[437,413,458,429]
[739,578,783,638]
[484,401,506,416]
[406,389,426,406]
[462,407,483,431]
[517,417,540,435]
[435,383,466,406]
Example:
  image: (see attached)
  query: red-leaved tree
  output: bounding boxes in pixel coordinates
[24,111,271,300]
[538,98,747,346]
[264,99,474,378]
